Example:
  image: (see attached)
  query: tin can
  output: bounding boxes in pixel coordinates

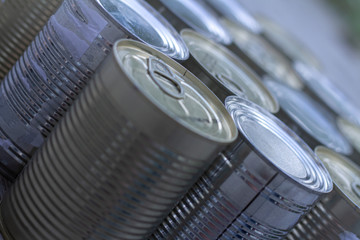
[337,117,360,164]
[151,96,333,240]
[223,19,305,90]
[288,147,360,239]
[146,0,232,45]
[264,79,352,156]
[0,0,189,180]
[180,29,279,114]
[0,40,238,240]
[205,0,263,34]
[255,16,322,70]
[0,0,62,79]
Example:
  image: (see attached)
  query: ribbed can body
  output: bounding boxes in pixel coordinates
[0,0,62,78]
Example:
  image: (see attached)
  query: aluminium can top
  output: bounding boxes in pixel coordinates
[265,80,352,155]
[96,0,189,60]
[114,39,238,144]
[337,117,360,154]
[181,29,279,113]
[226,96,332,194]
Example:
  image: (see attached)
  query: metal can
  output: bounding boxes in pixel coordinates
[288,147,360,239]
[180,29,279,114]
[264,79,353,156]
[0,40,238,240]
[255,16,322,70]
[337,117,360,164]
[146,0,232,45]
[151,96,333,240]
[0,0,62,79]
[223,19,304,90]
[0,0,189,180]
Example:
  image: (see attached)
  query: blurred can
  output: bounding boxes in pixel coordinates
[180,29,279,114]
[264,79,352,156]
[223,19,305,90]
[288,147,360,239]
[337,117,360,164]
[0,0,189,180]
[151,96,333,240]
[146,0,232,45]
[0,40,238,240]
[0,0,62,79]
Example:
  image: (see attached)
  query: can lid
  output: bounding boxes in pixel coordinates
[223,19,304,90]
[96,0,189,60]
[205,0,263,34]
[256,16,321,69]
[181,29,279,113]
[265,80,352,155]
[159,0,232,45]
[337,117,360,154]
[226,96,332,193]
[316,146,360,209]
[295,62,360,126]
[114,40,237,143]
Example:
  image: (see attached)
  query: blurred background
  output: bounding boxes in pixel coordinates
[239,0,360,108]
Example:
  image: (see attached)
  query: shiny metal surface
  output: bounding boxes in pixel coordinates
[224,19,304,90]
[151,96,332,240]
[337,117,360,164]
[181,29,279,114]
[0,0,62,79]
[0,0,189,180]
[265,79,352,156]
[147,0,232,45]
[288,147,360,239]
[0,40,237,240]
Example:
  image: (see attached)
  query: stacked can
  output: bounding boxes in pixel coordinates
[0,0,63,79]
[0,0,189,180]
[288,147,360,239]
[180,29,279,114]
[151,96,333,240]
[0,40,238,240]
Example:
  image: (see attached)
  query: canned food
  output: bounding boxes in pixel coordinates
[180,29,279,114]
[294,61,360,127]
[147,0,232,45]
[205,0,263,34]
[0,0,62,79]
[0,40,238,240]
[0,0,189,180]
[151,96,332,240]
[223,19,304,90]
[255,16,322,70]
[337,117,360,163]
[288,147,360,239]
[265,79,352,156]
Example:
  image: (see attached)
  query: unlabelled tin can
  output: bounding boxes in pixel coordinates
[180,29,279,114]
[151,96,333,240]
[0,0,189,180]
[288,147,360,239]
[0,40,238,240]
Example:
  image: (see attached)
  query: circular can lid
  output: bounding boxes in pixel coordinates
[256,15,321,69]
[159,0,232,45]
[294,62,360,126]
[223,19,304,90]
[337,117,360,154]
[181,29,279,114]
[316,146,360,210]
[205,0,263,34]
[265,80,353,155]
[226,96,332,193]
[95,0,189,60]
[114,40,237,143]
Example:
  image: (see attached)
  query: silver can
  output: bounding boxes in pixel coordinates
[180,29,279,114]
[0,0,62,79]
[0,0,189,180]
[288,147,360,239]
[0,40,238,240]
[146,0,232,45]
[223,19,305,90]
[264,79,352,156]
[151,96,333,240]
